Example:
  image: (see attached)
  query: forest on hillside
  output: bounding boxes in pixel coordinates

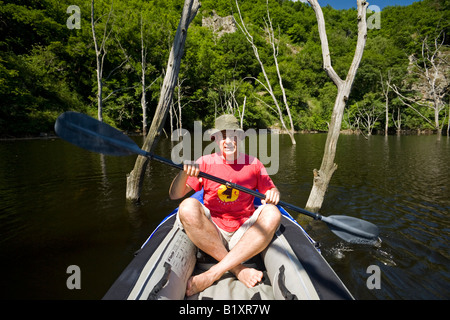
[0,0,449,137]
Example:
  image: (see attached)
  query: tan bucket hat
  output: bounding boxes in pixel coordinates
[206,114,245,140]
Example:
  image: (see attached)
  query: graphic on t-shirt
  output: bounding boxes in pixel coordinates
[217,184,239,203]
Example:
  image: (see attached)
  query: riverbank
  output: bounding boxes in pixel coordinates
[340,128,447,136]
[2,128,449,141]
[0,132,59,141]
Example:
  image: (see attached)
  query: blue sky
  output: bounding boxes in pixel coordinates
[296,0,421,10]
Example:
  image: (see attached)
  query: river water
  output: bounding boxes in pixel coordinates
[0,133,449,299]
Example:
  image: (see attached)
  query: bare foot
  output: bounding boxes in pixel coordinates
[186,270,218,297]
[232,265,263,288]
[185,265,263,296]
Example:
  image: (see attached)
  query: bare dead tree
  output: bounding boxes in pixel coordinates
[392,107,402,135]
[175,78,184,135]
[380,70,392,136]
[126,0,200,201]
[356,101,383,136]
[448,96,450,136]
[228,87,246,129]
[235,0,296,144]
[390,84,437,128]
[91,0,130,122]
[220,80,246,128]
[239,96,246,129]
[105,11,159,134]
[391,32,449,135]
[343,108,358,132]
[140,14,149,135]
[263,0,296,141]
[91,0,113,121]
[305,0,368,213]
[419,32,449,135]
[172,77,186,137]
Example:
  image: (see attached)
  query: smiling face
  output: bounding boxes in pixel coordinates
[215,130,239,161]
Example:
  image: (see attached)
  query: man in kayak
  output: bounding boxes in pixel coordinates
[169,114,281,297]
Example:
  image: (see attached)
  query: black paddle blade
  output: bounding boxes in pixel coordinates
[322,215,381,245]
[55,112,147,157]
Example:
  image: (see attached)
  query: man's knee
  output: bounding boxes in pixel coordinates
[178,198,204,226]
[260,204,281,231]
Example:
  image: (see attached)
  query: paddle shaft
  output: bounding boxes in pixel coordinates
[54,112,379,244]
[152,153,379,241]
[148,153,321,221]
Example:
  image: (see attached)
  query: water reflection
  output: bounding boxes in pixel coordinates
[0,134,449,299]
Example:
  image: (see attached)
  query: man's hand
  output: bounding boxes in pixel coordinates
[169,161,200,200]
[183,161,200,177]
[262,188,280,205]
[183,161,203,183]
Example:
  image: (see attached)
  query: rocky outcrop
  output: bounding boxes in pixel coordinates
[202,10,236,37]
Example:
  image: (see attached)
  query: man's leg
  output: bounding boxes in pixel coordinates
[182,203,281,296]
[177,198,229,262]
[178,198,239,295]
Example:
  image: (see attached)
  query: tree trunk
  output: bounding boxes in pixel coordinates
[141,74,147,135]
[91,0,103,121]
[384,98,389,136]
[305,0,368,213]
[91,0,113,122]
[140,15,148,136]
[381,71,391,136]
[96,70,103,122]
[177,78,183,133]
[125,0,200,202]
[435,108,441,135]
[447,102,450,136]
[305,89,345,212]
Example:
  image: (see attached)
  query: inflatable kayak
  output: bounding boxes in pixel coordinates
[103,190,354,300]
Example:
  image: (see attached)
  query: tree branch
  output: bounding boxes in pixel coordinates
[307,0,343,87]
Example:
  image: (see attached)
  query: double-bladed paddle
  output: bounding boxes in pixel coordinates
[55,111,380,245]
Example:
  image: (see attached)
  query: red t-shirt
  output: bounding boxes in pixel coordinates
[186,153,276,232]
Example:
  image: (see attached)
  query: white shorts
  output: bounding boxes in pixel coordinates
[176,202,267,251]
